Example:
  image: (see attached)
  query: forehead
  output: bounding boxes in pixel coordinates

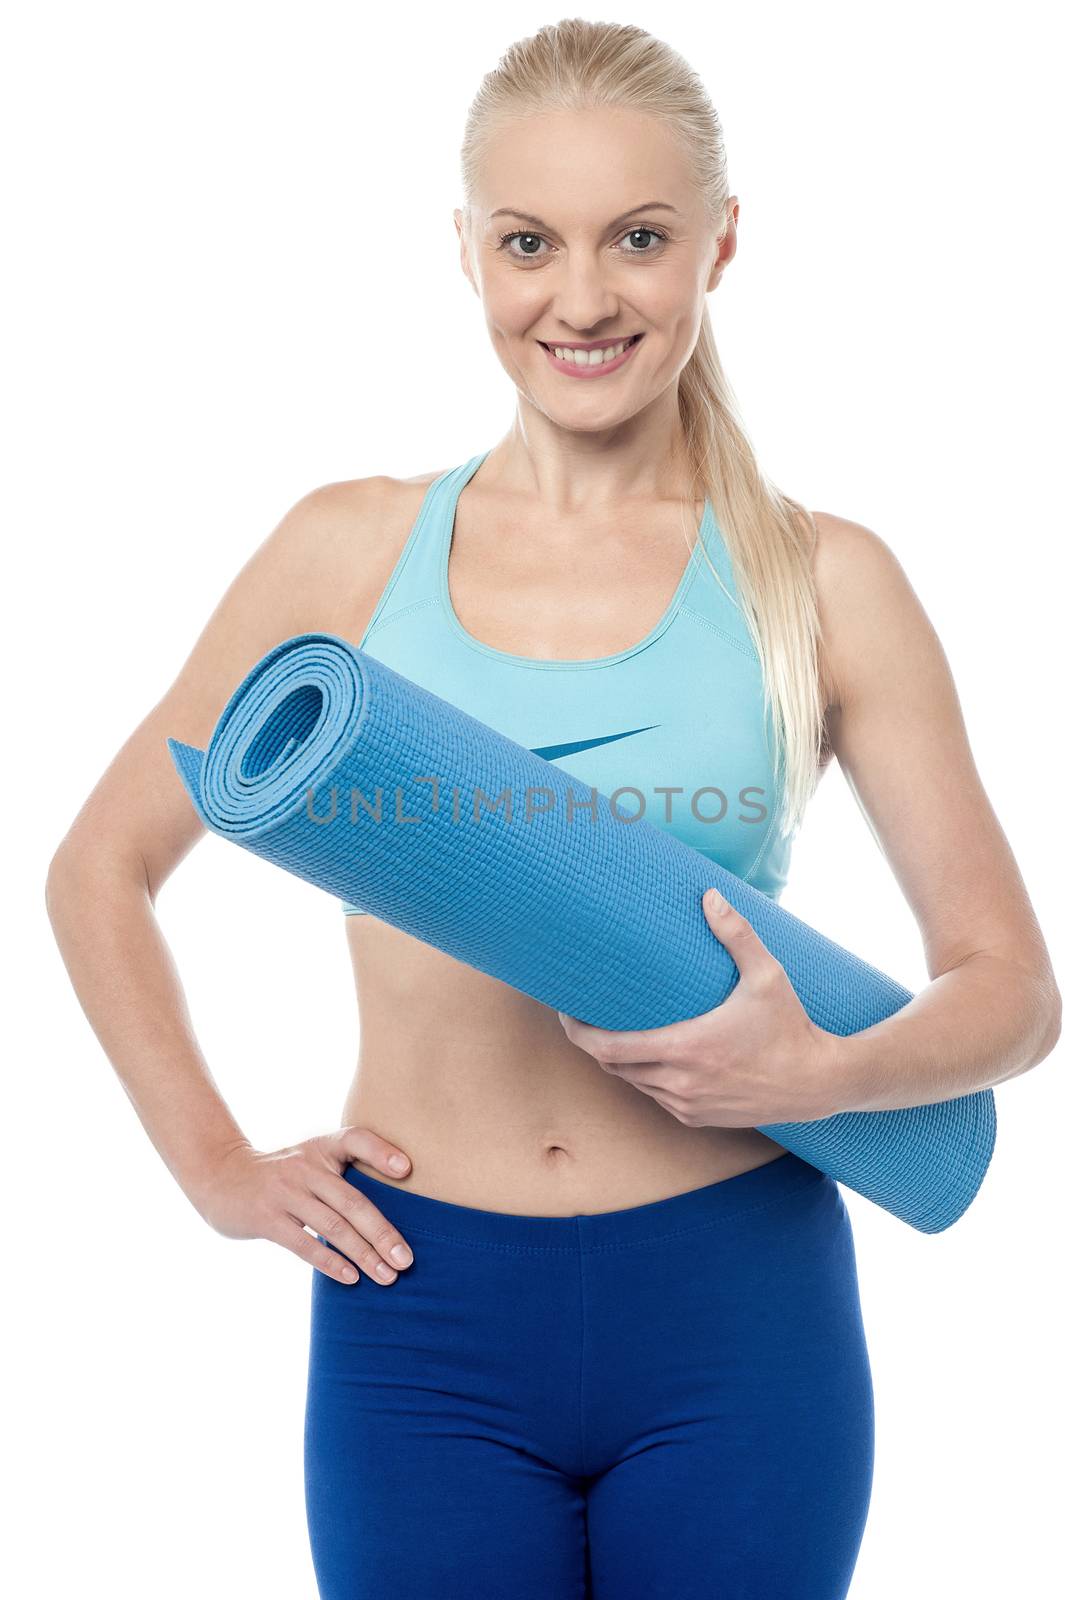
[473,106,694,227]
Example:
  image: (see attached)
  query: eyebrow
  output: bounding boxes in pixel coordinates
[488,202,680,230]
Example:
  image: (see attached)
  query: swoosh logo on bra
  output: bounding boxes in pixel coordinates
[530,725,660,761]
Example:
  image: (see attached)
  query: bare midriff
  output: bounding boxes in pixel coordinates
[335,464,808,1216]
[341,918,788,1216]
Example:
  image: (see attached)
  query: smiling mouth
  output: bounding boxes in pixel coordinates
[536,332,644,370]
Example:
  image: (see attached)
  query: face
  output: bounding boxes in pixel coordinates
[454,105,738,428]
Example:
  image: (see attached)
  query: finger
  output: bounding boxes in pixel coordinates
[607,1066,695,1114]
[271,1213,362,1285]
[600,1057,664,1078]
[311,1171,415,1274]
[605,1060,677,1089]
[330,1123,412,1179]
[645,1088,691,1119]
[702,889,770,980]
[561,1014,688,1065]
[297,1191,410,1284]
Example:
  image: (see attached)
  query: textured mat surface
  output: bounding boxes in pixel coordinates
[168,632,996,1232]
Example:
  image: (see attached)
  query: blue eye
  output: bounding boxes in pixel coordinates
[497,231,548,260]
[495,226,669,263]
[617,228,668,255]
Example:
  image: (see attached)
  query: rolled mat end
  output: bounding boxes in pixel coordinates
[167,738,207,822]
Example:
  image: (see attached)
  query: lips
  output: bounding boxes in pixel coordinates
[538,332,645,378]
[537,334,643,353]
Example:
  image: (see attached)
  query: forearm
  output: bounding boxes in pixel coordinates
[45,850,252,1200]
[827,951,1062,1114]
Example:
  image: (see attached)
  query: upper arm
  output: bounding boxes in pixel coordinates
[812,511,1053,984]
[47,475,392,902]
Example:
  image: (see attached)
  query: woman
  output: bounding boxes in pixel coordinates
[46,19,1059,1600]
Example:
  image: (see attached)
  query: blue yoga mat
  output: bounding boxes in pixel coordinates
[168,631,996,1233]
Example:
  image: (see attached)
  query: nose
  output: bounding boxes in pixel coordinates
[548,247,623,337]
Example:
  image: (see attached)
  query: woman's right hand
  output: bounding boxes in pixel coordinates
[189,1125,416,1286]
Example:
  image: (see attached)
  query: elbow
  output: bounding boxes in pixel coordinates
[1023,961,1062,1071]
[45,839,102,924]
[46,838,154,925]
[44,842,80,926]
[1006,949,1062,1074]
[1040,981,1062,1064]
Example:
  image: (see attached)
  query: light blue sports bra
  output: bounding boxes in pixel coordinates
[341,451,793,914]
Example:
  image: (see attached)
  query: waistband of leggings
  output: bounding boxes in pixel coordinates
[341,1151,828,1252]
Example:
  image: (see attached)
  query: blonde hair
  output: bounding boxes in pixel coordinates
[459,18,827,840]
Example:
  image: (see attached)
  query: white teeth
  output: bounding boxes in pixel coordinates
[550,337,634,366]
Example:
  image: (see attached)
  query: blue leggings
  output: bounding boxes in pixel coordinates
[304,1151,875,1599]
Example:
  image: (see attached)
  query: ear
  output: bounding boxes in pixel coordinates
[453,209,480,299]
[707,198,740,293]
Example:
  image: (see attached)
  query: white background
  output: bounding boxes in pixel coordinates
[7,2,1063,1594]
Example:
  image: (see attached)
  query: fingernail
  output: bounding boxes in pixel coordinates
[389,1154,409,1173]
[390,1243,413,1267]
[707,888,725,912]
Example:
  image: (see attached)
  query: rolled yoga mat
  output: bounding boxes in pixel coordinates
[168,631,996,1233]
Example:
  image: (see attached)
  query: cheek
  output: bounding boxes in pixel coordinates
[481,276,545,336]
[639,269,706,334]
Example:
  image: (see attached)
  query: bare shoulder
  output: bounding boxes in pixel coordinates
[45,467,454,900]
[308,464,448,507]
[398,466,453,489]
[302,466,451,538]
[808,509,918,710]
[808,507,905,593]
[283,467,447,620]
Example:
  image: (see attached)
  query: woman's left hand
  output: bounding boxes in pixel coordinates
[556,887,841,1128]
